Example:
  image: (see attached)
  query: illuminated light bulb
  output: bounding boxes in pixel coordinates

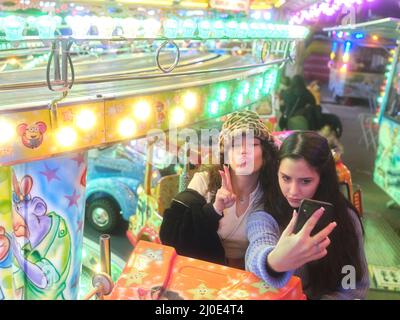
[118,118,137,137]
[57,127,77,147]
[183,92,197,110]
[213,20,225,38]
[163,18,179,38]
[3,15,25,41]
[225,20,238,38]
[119,18,140,38]
[236,93,244,107]
[209,100,219,115]
[0,120,15,144]
[330,52,336,60]
[181,19,196,38]
[93,16,115,38]
[343,53,350,63]
[76,109,96,130]
[372,35,379,41]
[340,64,348,73]
[244,82,250,95]
[65,15,92,39]
[237,22,249,38]
[198,20,212,39]
[7,58,18,65]
[36,15,58,39]
[133,101,151,121]
[218,87,228,102]
[143,18,161,38]
[171,107,185,125]
[95,264,101,273]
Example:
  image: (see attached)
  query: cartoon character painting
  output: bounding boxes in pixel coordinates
[11,170,71,300]
[0,226,12,300]
[17,121,47,149]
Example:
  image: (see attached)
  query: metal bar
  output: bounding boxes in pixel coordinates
[0,36,307,43]
[100,234,111,276]
[0,57,289,91]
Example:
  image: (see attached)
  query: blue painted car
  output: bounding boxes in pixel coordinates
[85,144,146,233]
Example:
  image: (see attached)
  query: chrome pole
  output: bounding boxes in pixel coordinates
[100,234,111,276]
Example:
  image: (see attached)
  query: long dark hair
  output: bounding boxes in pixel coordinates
[204,136,280,214]
[289,75,308,96]
[274,131,364,299]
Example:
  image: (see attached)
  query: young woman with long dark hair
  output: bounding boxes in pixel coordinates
[160,110,281,269]
[246,131,369,299]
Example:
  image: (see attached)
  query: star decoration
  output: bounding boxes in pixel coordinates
[65,189,81,208]
[71,153,85,167]
[142,249,163,262]
[122,271,148,287]
[251,281,278,294]
[62,110,74,122]
[187,283,218,300]
[40,163,61,183]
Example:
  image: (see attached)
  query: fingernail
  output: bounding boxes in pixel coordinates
[320,207,325,212]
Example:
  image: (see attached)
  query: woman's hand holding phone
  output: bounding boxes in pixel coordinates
[213,165,237,215]
[267,208,337,273]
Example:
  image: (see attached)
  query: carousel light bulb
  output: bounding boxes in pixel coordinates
[143,18,161,38]
[198,20,212,39]
[118,118,137,137]
[171,108,185,125]
[93,16,115,38]
[163,18,179,38]
[57,127,77,147]
[244,82,250,95]
[218,87,228,102]
[183,92,197,110]
[213,20,225,38]
[120,18,140,38]
[0,120,15,144]
[209,100,219,115]
[36,15,58,39]
[3,15,25,41]
[181,19,196,38]
[76,109,96,130]
[133,101,151,121]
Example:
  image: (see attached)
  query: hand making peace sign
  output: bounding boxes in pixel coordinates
[213,165,237,215]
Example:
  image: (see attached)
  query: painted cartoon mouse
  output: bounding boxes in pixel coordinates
[17,122,47,149]
[11,170,71,300]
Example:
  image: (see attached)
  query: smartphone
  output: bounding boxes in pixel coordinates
[293,199,334,236]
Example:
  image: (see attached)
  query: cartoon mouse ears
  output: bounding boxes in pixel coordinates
[11,169,33,202]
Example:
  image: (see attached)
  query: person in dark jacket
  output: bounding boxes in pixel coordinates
[279,75,318,130]
[160,110,281,268]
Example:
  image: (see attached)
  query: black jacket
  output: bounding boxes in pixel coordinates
[159,188,226,265]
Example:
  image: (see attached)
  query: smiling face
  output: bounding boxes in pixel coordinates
[278,157,320,208]
[227,137,263,176]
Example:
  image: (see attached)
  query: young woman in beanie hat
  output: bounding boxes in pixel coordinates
[160,110,281,269]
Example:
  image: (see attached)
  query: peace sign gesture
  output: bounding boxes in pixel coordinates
[213,165,237,215]
[267,208,337,273]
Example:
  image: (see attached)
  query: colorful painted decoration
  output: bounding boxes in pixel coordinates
[8,152,87,300]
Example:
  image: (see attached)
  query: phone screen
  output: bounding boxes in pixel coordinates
[293,199,334,236]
